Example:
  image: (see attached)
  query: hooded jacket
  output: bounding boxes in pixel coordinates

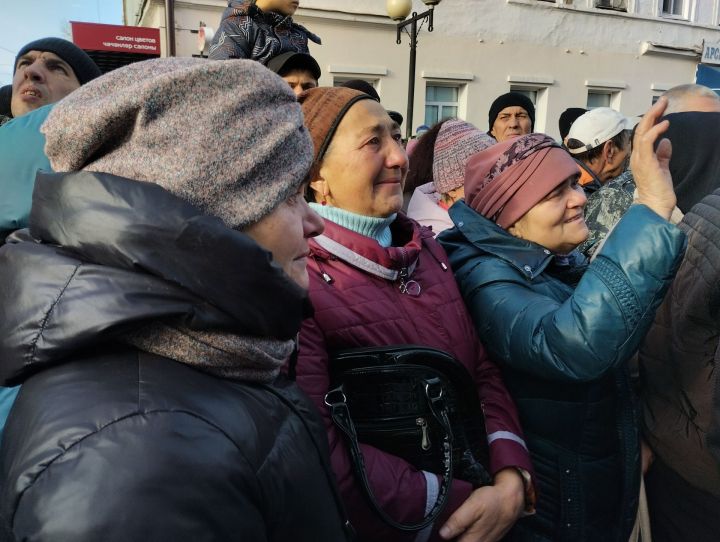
[0,171,352,542]
[665,112,720,214]
[406,181,455,235]
[439,202,686,542]
[297,214,533,541]
[640,190,720,498]
[208,0,321,63]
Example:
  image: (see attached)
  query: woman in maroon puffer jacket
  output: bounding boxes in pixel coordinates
[295,86,535,542]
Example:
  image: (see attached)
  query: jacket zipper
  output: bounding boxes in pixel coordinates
[397,248,421,296]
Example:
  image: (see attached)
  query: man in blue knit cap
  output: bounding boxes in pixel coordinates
[9,37,100,119]
[1,37,101,238]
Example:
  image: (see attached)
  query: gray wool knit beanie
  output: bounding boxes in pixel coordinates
[41,57,313,229]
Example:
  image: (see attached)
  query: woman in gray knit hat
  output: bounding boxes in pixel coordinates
[0,58,353,542]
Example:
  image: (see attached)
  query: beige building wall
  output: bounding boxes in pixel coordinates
[124,0,720,139]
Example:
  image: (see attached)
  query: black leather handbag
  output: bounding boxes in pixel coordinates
[324,345,491,532]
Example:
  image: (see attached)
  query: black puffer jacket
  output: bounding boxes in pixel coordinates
[0,171,353,542]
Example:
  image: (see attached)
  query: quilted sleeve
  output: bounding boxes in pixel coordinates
[457,205,686,382]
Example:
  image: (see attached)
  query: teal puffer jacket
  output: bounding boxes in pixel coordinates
[0,104,52,242]
[439,202,686,542]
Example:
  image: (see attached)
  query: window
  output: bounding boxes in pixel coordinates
[587,91,612,108]
[661,0,685,16]
[510,87,538,107]
[595,0,627,11]
[425,85,459,126]
[508,84,549,133]
[333,77,377,89]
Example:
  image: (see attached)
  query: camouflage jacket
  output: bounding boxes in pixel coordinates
[579,170,635,258]
[0,115,11,128]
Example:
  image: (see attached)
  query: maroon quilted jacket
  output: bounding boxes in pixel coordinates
[297,214,533,541]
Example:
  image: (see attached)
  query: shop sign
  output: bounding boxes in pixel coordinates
[701,42,720,65]
[71,21,161,55]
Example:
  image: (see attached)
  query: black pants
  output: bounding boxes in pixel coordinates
[645,458,720,542]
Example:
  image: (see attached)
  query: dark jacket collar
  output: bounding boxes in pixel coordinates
[0,171,311,384]
[574,158,602,195]
[32,171,311,334]
[445,201,584,280]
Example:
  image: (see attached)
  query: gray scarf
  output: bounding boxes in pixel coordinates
[123,322,294,383]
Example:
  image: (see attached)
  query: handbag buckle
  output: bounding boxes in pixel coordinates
[424,377,444,402]
[324,388,347,407]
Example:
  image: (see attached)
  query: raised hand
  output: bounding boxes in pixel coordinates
[631,96,677,220]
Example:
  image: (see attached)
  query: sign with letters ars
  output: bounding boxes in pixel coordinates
[701,42,720,66]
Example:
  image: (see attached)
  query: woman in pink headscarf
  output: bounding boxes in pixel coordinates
[439,98,686,542]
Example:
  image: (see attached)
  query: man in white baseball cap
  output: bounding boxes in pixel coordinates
[565,107,638,193]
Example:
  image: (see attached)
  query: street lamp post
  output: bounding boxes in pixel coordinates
[387,0,442,140]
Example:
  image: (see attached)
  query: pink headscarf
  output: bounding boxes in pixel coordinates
[464,133,579,229]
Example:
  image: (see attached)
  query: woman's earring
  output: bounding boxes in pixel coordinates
[321,195,327,206]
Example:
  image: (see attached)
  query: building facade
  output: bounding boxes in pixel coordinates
[123,0,720,139]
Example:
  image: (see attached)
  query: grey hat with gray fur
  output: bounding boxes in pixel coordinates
[41,57,313,229]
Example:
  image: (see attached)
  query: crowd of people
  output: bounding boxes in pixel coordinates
[0,1,718,541]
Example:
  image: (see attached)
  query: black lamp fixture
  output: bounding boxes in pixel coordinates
[386,0,443,139]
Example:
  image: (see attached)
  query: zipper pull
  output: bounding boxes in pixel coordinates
[417,417,431,450]
[398,267,409,292]
[398,267,421,296]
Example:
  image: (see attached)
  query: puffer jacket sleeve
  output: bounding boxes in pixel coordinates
[7,412,268,542]
[208,13,253,60]
[471,338,534,477]
[297,316,473,541]
[451,204,686,383]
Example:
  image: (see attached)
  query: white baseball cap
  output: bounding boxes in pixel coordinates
[566,107,638,154]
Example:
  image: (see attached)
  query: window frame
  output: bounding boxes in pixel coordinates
[424,82,462,127]
[332,76,379,89]
[659,0,689,19]
[509,83,549,134]
[586,88,621,110]
[595,0,628,12]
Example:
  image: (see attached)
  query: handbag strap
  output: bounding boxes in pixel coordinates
[325,377,454,532]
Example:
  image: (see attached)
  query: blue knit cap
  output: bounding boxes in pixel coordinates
[15,38,101,85]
